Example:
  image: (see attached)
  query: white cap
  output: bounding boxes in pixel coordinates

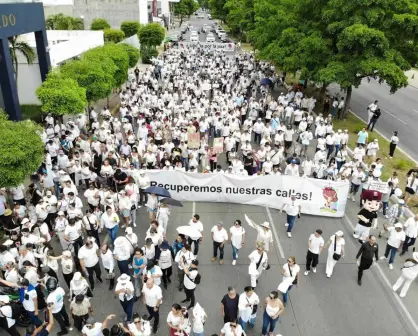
[125,227,133,234]
[335,230,344,237]
[394,223,403,228]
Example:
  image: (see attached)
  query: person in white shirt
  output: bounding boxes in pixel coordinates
[284,161,299,176]
[0,294,19,336]
[324,231,345,278]
[229,220,246,266]
[238,286,259,331]
[279,256,300,305]
[392,252,418,298]
[401,214,418,255]
[211,222,229,264]
[348,167,366,202]
[114,236,132,275]
[389,130,399,158]
[220,320,243,336]
[182,259,199,310]
[187,215,202,256]
[142,278,163,334]
[280,195,302,237]
[100,206,119,245]
[366,139,379,163]
[115,273,135,323]
[129,313,151,336]
[45,277,69,335]
[78,238,102,291]
[304,229,325,275]
[380,223,406,269]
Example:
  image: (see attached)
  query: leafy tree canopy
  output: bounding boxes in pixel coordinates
[208,0,228,22]
[36,72,87,116]
[224,0,255,40]
[121,21,141,38]
[104,28,125,44]
[120,43,140,68]
[138,23,166,46]
[90,18,111,30]
[46,13,84,30]
[0,111,44,188]
[100,43,130,87]
[140,45,158,64]
[174,0,200,20]
[60,59,113,103]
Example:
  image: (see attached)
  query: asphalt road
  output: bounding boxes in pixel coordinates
[181,16,225,43]
[327,79,418,162]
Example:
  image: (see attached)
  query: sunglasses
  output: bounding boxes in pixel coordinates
[288,260,294,263]
[134,320,141,324]
[230,324,237,328]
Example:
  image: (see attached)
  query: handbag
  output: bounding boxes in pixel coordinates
[247,298,258,314]
[288,264,298,285]
[332,235,341,261]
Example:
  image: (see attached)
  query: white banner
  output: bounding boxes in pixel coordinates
[177,42,235,52]
[146,171,350,217]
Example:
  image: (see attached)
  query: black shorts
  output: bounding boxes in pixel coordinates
[405,187,415,195]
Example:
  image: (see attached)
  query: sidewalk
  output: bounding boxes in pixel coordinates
[405,69,418,88]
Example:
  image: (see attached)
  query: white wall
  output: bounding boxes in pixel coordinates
[16,54,43,105]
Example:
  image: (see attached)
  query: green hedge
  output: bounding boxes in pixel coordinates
[104,28,125,43]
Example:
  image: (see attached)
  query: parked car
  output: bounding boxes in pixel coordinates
[190,33,199,43]
[206,34,215,43]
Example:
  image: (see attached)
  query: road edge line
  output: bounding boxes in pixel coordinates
[265,206,285,259]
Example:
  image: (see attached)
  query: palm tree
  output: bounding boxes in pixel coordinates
[46,14,84,30]
[8,36,36,82]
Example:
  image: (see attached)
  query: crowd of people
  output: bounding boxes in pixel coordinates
[0,35,417,336]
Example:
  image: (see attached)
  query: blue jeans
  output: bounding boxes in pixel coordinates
[384,244,398,264]
[120,298,134,322]
[382,201,389,216]
[282,285,293,304]
[182,157,189,170]
[215,129,221,137]
[232,244,239,260]
[286,215,297,232]
[193,332,204,336]
[107,225,119,244]
[261,310,279,335]
[27,310,43,327]
[239,316,255,331]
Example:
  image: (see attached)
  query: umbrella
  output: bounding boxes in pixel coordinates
[176,226,202,240]
[261,78,273,87]
[144,186,171,198]
[160,198,183,207]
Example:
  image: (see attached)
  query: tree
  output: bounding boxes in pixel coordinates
[0,111,44,188]
[120,43,140,68]
[8,36,36,81]
[121,21,141,38]
[36,72,87,116]
[209,0,229,23]
[100,44,130,87]
[104,28,125,43]
[90,18,111,30]
[83,47,118,89]
[224,0,255,40]
[138,23,165,47]
[252,0,418,117]
[45,14,84,30]
[60,59,113,104]
[140,44,158,64]
[174,0,200,26]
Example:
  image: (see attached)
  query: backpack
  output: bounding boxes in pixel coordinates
[194,272,201,285]
[10,303,20,320]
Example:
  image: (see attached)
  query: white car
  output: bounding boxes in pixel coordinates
[198,14,204,19]
[206,34,215,43]
[190,34,199,43]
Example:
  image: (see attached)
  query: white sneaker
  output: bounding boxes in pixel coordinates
[312,267,317,273]
[389,264,393,270]
[385,215,388,219]
[304,271,309,276]
[285,223,289,227]
[287,232,292,238]
[232,260,236,266]
[392,285,399,292]
[326,274,331,278]
[133,223,137,227]
[351,196,355,202]
[379,256,387,260]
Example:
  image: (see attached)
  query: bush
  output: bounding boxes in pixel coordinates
[120,43,140,68]
[90,18,111,30]
[138,23,165,46]
[121,21,141,38]
[21,104,42,123]
[100,44,130,87]
[140,45,158,64]
[104,28,125,43]
[392,158,410,170]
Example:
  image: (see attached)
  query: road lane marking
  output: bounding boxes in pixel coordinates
[381,108,407,125]
[192,201,195,215]
[265,206,285,259]
[343,215,418,334]
[413,109,418,114]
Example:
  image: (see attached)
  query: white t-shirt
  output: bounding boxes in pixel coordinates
[229,226,245,248]
[144,266,163,286]
[166,311,182,327]
[22,287,37,311]
[211,226,228,243]
[78,244,99,267]
[308,234,325,254]
[142,284,163,307]
[387,227,406,248]
[328,236,345,254]
[115,280,134,301]
[82,322,103,336]
[128,321,151,336]
[284,199,301,216]
[404,217,418,238]
[281,263,300,283]
[47,287,66,313]
[184,269,198,290]
[188,219,204,232]
[221,322,243,336]
[0,305,15,327]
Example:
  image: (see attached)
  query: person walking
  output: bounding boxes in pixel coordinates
[261,291,284,336]
[280,194,302,238]
[132,248,146,300]
[248,242,269,289]
[100,206,120,245]
[69,294,93,332]
[158,242,173,289]
[379,223,405,269]
[221,287,239,323]
[142,278,163,334]
[78,238,102,291]
[366,108,381,132]
[174,244,194,291]
[392,252,418,297]
[100,244,115,291]
[356,235,379,286]
[0,295,20,336]
[45,277,70,336]
[220,319,243,336]
[182,259,200,310]
[238,286,259,331]
[279,256,299,306]
[389,131,399,158]
[324,231,345,278]
[115,274,135,323]
[188,214,204,256]
[113,236,131,275]
[229,220,246,265]
[304,229,324,275]
[400,214,418,256]
[211,222,228,264]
